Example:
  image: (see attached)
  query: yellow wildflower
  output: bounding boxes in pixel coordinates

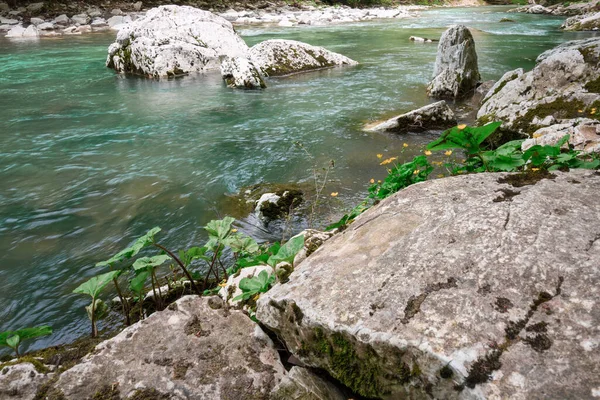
[413,169,420,175]
[531,168,540,172]
[445,150,452,156]
[380,157,397,165]
[578,109,584,113]
[370,178,375,184]
[437,174,445,178]
[424,150,432,156]
[592,109,596,115]
[457,124,467,130]
[532,133,542,139]
[253,294,260,301]
[330,192,338,197]
[377,153,383,159]
[231,228,238,233]
[377,180,382,184]
[403,143,408,148]
[218,280,228,288]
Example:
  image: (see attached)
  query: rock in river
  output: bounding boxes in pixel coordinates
[365,100,456,133]
[106,5,249,78]
[249,39,358,77]
[478,37,600,135]
[257,170,600,399]
[427,25,481,100]
[220,56,266,89]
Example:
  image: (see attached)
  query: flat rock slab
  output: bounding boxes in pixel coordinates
[365,100,456,133]
[257,170,600,399]
[52,295,286,399]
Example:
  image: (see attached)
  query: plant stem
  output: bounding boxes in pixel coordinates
[153,243,201,295]
[203,244,222,291]
[91,297,97,338]
[112,278,130,326]
[150,270,161,311]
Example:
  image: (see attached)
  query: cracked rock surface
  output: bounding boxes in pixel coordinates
[257,170,600,399]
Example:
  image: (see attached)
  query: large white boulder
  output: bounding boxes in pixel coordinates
[257,170,600,399]
[427,25,481,99]
[106,5,249,78]
[249,39,358,77]
[477,37,600,135]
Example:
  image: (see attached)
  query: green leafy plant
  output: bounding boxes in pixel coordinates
[368,155,433,200]
[132,255,171,311]
[73,270,120,337]
[0,326,52,357]
[232,270,276,302]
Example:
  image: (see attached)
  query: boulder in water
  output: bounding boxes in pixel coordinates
[220,56,266,89]
[106,5,249,78]
[249,39,357,77]
[477,37,600,135]
[365,100,456,133]
[427,25,481,99]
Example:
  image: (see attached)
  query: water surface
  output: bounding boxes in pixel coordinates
[0,6,595,352]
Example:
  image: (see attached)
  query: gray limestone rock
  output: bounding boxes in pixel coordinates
[249,39,358,77]
[562,11,600,30]
[0,362,53,400]
[70,13,90,25]
[271,366,347,400]
[523,118,600,154]
[477,37,600,135]
[51,295,287,399]
[365,100,456,133]
[257,170,600,399]
[427,25,481,99]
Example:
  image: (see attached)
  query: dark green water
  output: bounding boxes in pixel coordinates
[0,6,595,352]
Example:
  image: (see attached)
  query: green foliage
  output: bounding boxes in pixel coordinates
[132,255,171,271]
[0,326,52,357]
[368,155,433,200]
[233,270,276,302]
[73,270,121,300]
[427,122,502,155]
[267,234,305,267]
[96,227,160,267]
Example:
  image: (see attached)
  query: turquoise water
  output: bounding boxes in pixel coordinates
[0,6,596,352]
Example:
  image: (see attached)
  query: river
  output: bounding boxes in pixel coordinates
[0,5,595,353]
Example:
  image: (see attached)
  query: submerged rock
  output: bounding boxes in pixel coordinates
[477,37,600,135]
[365,100,456,133]
[254,189,303,222]
[427,25,480,99]
[257,170,600,399]
[249,39,358,77]
[106,5,249,78]
[52,296,286,399]
[220,56,266,89]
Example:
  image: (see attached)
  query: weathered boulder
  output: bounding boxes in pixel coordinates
[523,118,600,154]
[427,25,480,99]
[257,170,600,399]
[528,4,551,13]
[6,24,38,38]
[220,56,266,89]
[0,362,52,400]
[106,5,249,78]
[477,37,600,135]
[51,296,286,399]
[249,39,358,77]
[480,68,524,106]
[71,14,90,25]
[52,14,69,26]
[365,100,456,133]
[562,11,600,30]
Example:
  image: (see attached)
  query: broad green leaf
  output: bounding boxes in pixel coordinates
[485,153,526,171]
[96,227,161,267]
[494,139,525,156]
[6,335,20,349]
[183,246,209,265]
[472,122,503,146]
[524,145,560,166]
[205,217,235,241]
[0,326,52,347]
[73,270,121,299]
[132,255,171,271]
[130,269,150,294]
[267,235,304,267]
[224,234,260,254]
[556,134,570,148]
[427,123,502,154]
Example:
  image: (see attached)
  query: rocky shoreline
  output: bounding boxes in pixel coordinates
[0,0,425,38]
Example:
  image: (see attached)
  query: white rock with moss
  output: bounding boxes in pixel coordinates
[249,39,358,77]
[427,25,480,99]
[106,5,249,78]
[257,170,600,399]
[523,118,600,154]
[477,37,600,135]
[562,11,600,30]
[365,100,456,133]
[220,56,266,89]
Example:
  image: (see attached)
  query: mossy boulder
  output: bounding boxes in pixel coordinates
[365,100,457,134]
[249,39,358,77]
[477,37,600,136]
[257,170,600,399]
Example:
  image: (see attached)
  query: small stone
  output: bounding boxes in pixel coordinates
[111,8,123,15]
[52,14,69,25]
[26,2,44,13]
